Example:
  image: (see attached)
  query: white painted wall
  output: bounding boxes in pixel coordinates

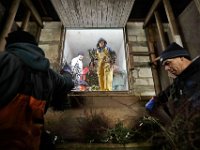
[63,29,126,71]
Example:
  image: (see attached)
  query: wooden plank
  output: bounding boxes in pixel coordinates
[21,10,31,31]
[154,11,167,50]
[73,0,82,27]
[79,0,88,27]
[106,0,114,27]
[129,51,153,56]
[51,0,134,28]
[145,26,161,94]
[126,43,134,91]
[78,0,86,27]
[61,0,75,27]
[119,0,135,27]
[0,0,21,51]
[85,0,92,27]
[111,0,120,27]
[113,0,124,27]
[101,0,108,27]
[194,0,200,14]
[163,0,183,45]
[23,0,43,27]
[117,0,126,27]
[68,91,151,99]
[143,0,161,28]
[96,0,102,27]
[68,0,80,27]
[91,0,97,27]
[51,0,70,27]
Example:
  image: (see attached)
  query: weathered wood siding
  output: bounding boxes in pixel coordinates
[51,0,135,28]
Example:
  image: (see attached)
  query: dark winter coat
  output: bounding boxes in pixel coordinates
[156,56,200,115]
[0,43,74,150]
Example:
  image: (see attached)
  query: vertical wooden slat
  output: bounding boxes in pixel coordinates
[106,0,114,27]
[96,0,102,27]
[85,0,91,27]
[154,11,167,50]
[101,0,108,27]
[113,0,122,27]
[78,0,86,27]
[58,25,66,68]
[35,26,42,43]
[145,26,162,95]
[163,0,183,46]
[126,43,133,91]
[61,0,75,27]
[91,0,97,27]
[68,0,79,27]
[0,0,21,51]
[51,0,134,28]
[117,0,126,27]
[110,0,120,27]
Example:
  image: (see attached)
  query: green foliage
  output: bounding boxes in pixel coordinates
[85,71,98,88]
[106,122,133,146]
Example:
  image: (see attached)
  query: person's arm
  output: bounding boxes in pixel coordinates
[145,85,170,112]
[49,69,74,110]
[50,69,74,94]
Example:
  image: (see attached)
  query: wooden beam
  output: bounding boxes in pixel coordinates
[194,0,200,14]
[143,0,161,28]
[68,91,152,100]
[22,0,43,28]
[154,11,167,50]
[0,0,21,51]
[35,26,42,43]
[145,26,162,95]
[129,51,154,56]
[21,9,31,31]
[163,0,182,46]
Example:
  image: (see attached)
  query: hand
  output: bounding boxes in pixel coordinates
[62,64,72,74]
[145,97,155,112]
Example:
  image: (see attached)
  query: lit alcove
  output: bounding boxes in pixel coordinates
[63,28,128,91]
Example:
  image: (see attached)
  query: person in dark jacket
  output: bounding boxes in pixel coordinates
[0,30,74,150]
[145,42,200,126]
[145,42,200,150]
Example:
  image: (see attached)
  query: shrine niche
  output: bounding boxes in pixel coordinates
[62,29,128,92]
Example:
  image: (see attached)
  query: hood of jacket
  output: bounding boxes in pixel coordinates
[6,43,50,71]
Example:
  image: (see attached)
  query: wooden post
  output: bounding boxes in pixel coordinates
[35,26,42,43]
[21,10,31,31]
[194,0,200,14]
[59,25,66,67]
[126,42,134,91]
[145,25,161,95]
[143,0,161,28]
[0,0,21,51]
[22,0,43,28]
[163,0,183,46]
[154,11,167,50]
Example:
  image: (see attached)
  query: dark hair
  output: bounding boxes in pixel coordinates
[96,38,107,47]
[6,30,38,47]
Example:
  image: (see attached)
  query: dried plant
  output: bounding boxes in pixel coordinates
[77,109,111,143]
